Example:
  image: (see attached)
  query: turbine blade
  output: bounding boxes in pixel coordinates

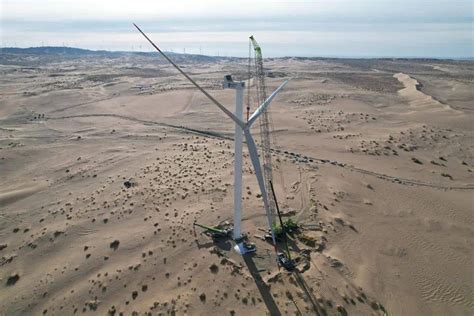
[244,129,276,245]
[133,23,244,128]
[247,79,290,127]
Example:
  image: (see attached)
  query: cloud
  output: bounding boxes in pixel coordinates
[2,0,472,22]
[1,0,472,57]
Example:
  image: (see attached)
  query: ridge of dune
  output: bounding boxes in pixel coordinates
[394,73,456,111]
[0,183,49,207]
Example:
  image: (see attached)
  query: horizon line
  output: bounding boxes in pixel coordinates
[1,46,473,61]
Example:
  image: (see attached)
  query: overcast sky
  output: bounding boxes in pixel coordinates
[1,0,473,58]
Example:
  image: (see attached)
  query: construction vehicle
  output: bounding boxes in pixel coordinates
[270,180,296,270]
[235,234,257,253]
[277,252,295,271]
[249,35,277,233]
[194,221,256,253]
[193,221,233,239]
[249,37,296,268]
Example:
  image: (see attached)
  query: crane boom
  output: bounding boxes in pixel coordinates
[249,35,276,229]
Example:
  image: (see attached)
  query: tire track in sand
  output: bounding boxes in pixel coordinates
[48,113,474,191]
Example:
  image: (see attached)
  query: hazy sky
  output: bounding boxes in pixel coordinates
[1,0,473,57]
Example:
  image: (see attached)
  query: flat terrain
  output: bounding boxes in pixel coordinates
[1,50,473,315]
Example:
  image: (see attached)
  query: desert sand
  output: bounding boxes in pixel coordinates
[0,50,473,315]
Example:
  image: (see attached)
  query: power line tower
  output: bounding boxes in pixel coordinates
[249,36,276,226]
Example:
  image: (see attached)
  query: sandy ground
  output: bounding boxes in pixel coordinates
[0,52,473,315]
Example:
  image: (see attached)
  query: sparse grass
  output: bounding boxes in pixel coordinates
[272,218,299,238]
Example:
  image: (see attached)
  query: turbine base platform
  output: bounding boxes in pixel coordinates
[234,241,257,255]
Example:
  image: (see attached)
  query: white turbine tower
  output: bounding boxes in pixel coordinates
[134,24,289,254]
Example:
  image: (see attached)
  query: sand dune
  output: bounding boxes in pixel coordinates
[0,54,473,315]
[394,73,456,111]
[0,183,48,207]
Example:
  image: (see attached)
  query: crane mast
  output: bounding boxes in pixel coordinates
[249,35,276,226]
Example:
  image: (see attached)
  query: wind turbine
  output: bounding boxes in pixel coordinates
[133,24,290,254]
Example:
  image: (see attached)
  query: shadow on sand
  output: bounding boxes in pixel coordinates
[243,254,282,316]
[286,238,329,316]
[293,271,328,316]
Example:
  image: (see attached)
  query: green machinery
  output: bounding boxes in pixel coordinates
[248,35,277,239]
[193,221,233,239]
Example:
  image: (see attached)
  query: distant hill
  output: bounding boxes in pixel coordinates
[2,46,468,63]
[0,46,117,56]
[0,46,230,63]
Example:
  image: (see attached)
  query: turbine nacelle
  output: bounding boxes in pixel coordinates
[222,75,244,89]
[221,74,290,131]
